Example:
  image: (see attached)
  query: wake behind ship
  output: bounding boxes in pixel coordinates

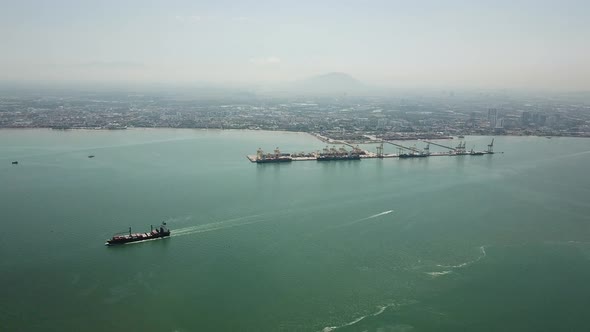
[106,222,170,246]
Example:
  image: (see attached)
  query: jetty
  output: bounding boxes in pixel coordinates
[247,139,499,163]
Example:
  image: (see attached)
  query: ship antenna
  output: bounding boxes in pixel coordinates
[129,227,132,236]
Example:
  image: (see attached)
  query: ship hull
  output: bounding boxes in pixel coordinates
[316,156,361,161]
[399,154,428,158]
[256,158,292,163]
[106,231,170,246]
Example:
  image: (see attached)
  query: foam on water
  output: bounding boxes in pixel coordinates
[320,303,397,332]
[436,246,487,269]
[426,270,453,277]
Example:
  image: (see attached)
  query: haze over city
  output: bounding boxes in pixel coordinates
[2,0,589,90]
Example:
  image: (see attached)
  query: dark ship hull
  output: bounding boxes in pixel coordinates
[399,154,428,158]
[256,157,293,163]
[317,155,361,161]
[106,225,170,246]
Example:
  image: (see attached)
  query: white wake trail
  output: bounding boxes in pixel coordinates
[366,210,394,219]
[427,246,488,276]
[343,210,394,227]
[321,303,398,332]
[172,213,264,235]
[172,218,268,238]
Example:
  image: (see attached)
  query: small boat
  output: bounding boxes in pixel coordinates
[88,155,95,158]
[106,222,170,246]
[11,161,18,165]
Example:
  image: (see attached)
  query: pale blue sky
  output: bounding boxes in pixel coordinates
[1,0,589,89]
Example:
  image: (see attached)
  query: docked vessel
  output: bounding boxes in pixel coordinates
[256,156,292,163]
[398,143,430,159]
[317,154,361,161]
[316,145,362,161]
[398,153,428,158]
[106,222,170,246]
[255,147,293,163]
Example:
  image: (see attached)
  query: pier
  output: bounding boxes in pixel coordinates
[247,139,499,163]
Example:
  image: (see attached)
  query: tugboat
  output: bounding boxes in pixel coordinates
[106,222,170,246]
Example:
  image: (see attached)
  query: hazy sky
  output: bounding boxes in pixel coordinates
[1,0,589,89]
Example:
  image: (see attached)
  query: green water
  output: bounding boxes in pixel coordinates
[1,129,589,332]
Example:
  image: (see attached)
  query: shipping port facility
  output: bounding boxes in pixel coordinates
[246,138,498,163]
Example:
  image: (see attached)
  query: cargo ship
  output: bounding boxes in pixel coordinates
[316,145,362,161]
[398,153,428,158]
[106,222,170,246]
[256,156,292,163]
[255,147,293,163]
[317,154,361,161]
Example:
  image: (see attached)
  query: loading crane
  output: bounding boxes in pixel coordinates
[422,140,457,151]
[376,141,384,158]
[383,141,421,153]
[423,143,431,155]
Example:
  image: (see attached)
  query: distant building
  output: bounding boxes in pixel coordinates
[521,111,531,126]
[488,108,497,128]
[537,114,547,126]
[376,118,388,130]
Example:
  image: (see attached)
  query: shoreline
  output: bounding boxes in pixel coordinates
[0,127,588,140]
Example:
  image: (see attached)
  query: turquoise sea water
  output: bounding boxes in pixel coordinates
[1,129,590,331]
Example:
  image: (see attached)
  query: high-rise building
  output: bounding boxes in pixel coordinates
[521,111,531,126]
[488,108,497,128]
